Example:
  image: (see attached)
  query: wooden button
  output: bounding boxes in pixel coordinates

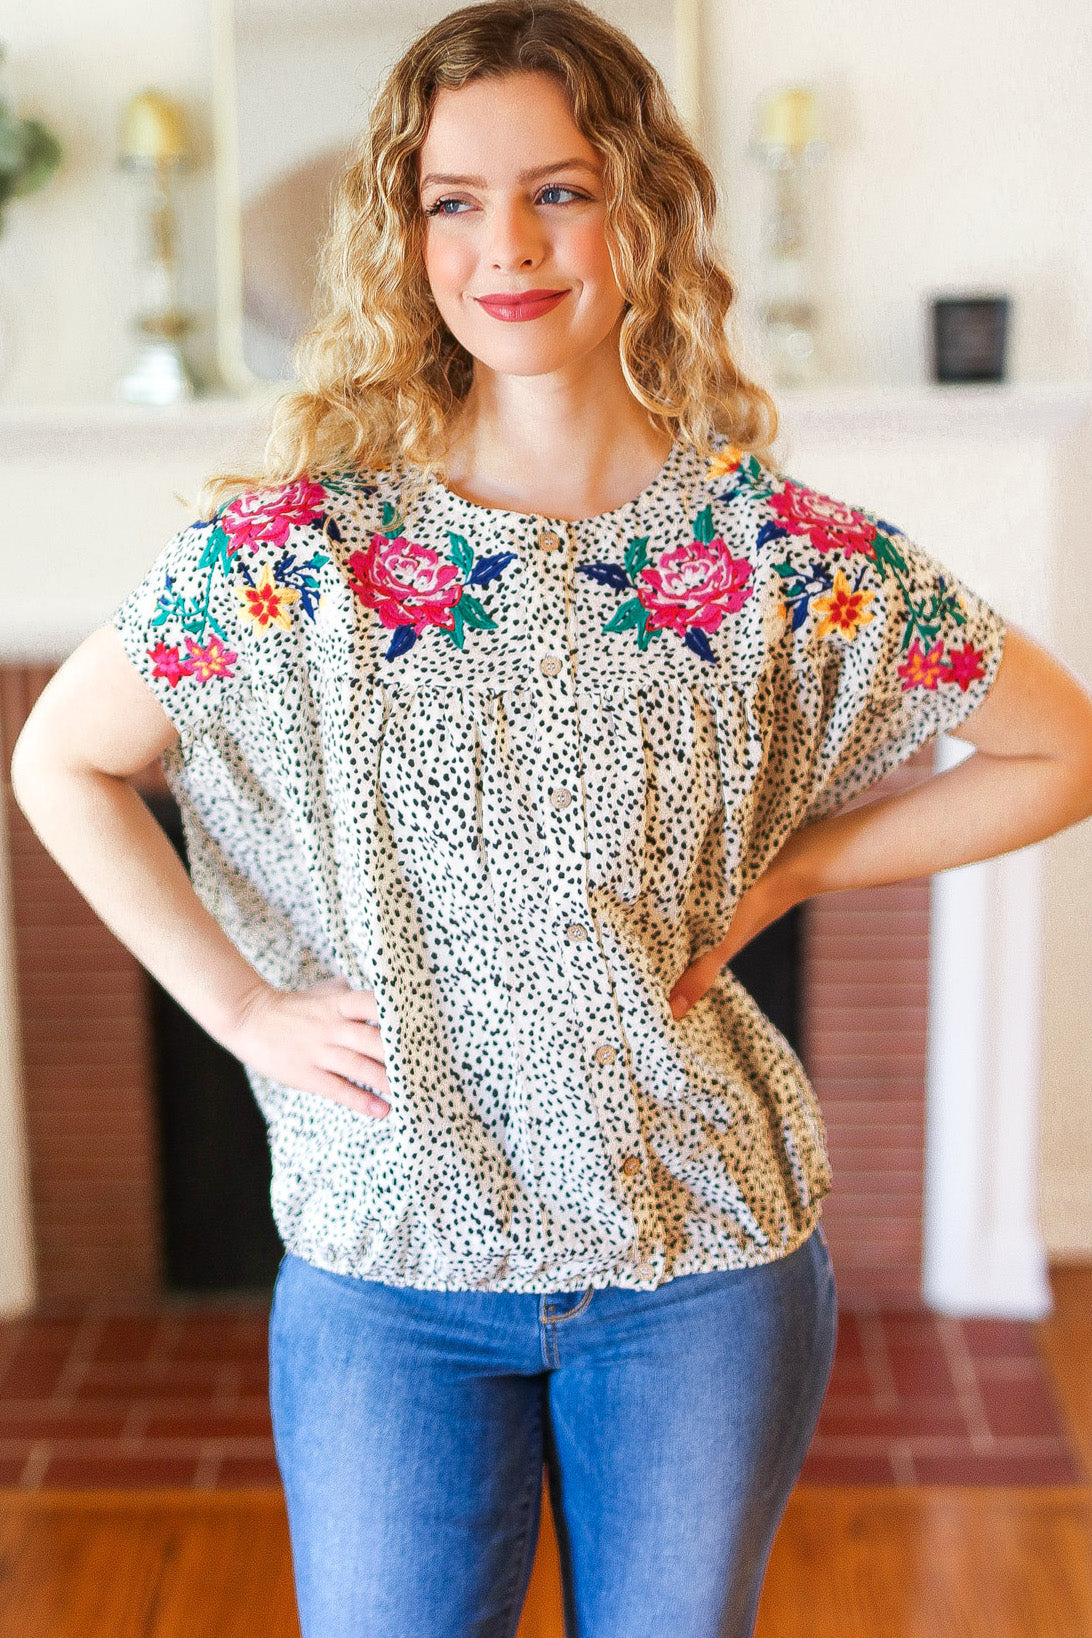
[565,923,589,942]
[621,1155,641,1177]
[538,529,562,552]
[550,787,573,809]
[540,655,562,677]
[593,1044,617,1066]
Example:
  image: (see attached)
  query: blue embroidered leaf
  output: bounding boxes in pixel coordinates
[692,506,715,544]
[385,624,416,660]
[876,517,903,537]
[458,595,497,631]
[381,502,404,540]
[446,531,474,577]
[624,536,650,580]
[604,598,643,633]
[791,598,811,632]
[314,512,342,543]
[684,628,717,664]
[468,551,516,586]
[577,562,631,592]
[756,520,791,551]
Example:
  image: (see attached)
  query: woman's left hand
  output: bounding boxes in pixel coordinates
[667,862,800,1020]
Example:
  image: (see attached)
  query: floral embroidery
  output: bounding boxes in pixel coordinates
[238,564,301,633]
[143,486,336,686]
[577,506,753,665]
[811,568,875,641]
[185,634,238,681]
[706,445,744,481]
[347,503,517,661]
[768,480,879,558]
[941,640,988,692]
[148,641,194,688]
[220,479,330,557]
[897,638,947,690]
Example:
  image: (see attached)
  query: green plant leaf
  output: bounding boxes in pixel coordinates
[692,505,715,543]
[8,120,62,197]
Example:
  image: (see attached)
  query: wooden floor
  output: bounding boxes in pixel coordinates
[0,1267,1088,1638]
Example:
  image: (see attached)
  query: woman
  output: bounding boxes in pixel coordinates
[11,3,1092,1635]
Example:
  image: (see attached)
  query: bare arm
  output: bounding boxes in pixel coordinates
[669,625,1092,1016]
[10,624,391,1115]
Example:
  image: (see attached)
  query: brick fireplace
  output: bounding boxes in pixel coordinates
[0,660,932,1308]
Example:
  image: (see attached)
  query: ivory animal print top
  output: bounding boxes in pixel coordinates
[112,435,1006,1292]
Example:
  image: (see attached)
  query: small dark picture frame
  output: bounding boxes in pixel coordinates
[931,295,1011,383]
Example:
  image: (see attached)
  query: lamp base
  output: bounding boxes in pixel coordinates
[117,341,198,406]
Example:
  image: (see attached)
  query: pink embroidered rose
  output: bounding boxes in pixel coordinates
[636,537,754,637]
[347,533,463,633]
[769,480,879,558]
[220,479,328,557]
[941,640,987,693]
[148,641,194,688]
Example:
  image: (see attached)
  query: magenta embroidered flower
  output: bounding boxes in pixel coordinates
[148,641,195,688]
[347,532,463,634]
[184,633,238,682]
[769,480,878,558]
[220,479,329,557]
[941,640,987,692]
[897,638,946,691]
[636,536,754,637]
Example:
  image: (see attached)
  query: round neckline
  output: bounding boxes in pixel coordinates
[421,435,686,527]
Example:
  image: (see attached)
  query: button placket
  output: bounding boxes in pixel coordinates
[525,518,650,1192]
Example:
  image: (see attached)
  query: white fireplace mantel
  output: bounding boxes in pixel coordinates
[1,381,1089,1315]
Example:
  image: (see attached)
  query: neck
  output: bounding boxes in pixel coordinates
[439,325,674,520]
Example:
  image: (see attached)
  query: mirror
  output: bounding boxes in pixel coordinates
[212,0,701,389]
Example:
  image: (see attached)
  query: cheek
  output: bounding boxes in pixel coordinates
[424,230,474,303]
[568,222,623,297]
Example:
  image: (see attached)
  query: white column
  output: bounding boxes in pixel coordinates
[922,741,1051,1317]
[0,764,36,1316]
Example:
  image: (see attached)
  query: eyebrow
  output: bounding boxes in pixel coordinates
[419,157,600,190]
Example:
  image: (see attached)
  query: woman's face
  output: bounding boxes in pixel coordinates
[418,71,627,380]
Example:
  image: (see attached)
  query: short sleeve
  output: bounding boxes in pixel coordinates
[763,476,1007,822]
[111,477,340,741]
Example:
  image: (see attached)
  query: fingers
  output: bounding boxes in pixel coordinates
[308,1069,391,1118]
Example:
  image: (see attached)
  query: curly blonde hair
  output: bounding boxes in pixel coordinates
[200,0,777,516]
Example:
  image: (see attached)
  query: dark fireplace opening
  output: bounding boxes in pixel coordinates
[144,793,283,1294]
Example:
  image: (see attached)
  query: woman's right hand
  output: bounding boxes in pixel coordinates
[226,977,392,1118]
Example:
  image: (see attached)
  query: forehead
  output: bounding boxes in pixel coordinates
[418,72,599,178]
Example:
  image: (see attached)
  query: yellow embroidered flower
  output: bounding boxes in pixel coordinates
[812,569,875,640]
[237,564,300,633]
[706,445,745,480]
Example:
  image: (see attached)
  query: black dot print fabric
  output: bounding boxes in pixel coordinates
[111,436,1006,1291]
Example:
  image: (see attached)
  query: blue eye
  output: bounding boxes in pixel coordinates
[426,197,469,217]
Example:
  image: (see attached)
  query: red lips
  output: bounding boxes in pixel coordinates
[474,289,570,322]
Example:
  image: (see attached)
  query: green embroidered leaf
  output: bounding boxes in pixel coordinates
[448,604,466,648]
[311,553,330,571]
[458,595,496,631]
[446,531,474,577]
[745,455,763,482]
[624,535,650,581]
[872,532,907,576]
[604,598,643,633]
[634,603,660,650]
[692,505,715,544]
[197,524,234,578]
[773,561,797,579]
[381,502,404,539]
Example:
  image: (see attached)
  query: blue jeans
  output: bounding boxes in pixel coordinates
[269,1228,837,1638]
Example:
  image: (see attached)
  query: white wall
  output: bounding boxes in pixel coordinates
[1,0,1090,1254]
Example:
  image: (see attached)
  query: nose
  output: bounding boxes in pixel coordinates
[487,197,545,271]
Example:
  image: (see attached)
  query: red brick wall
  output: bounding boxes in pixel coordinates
[1,666,164,1306]
[802,751,935,1307]
[2,663,934,1307]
